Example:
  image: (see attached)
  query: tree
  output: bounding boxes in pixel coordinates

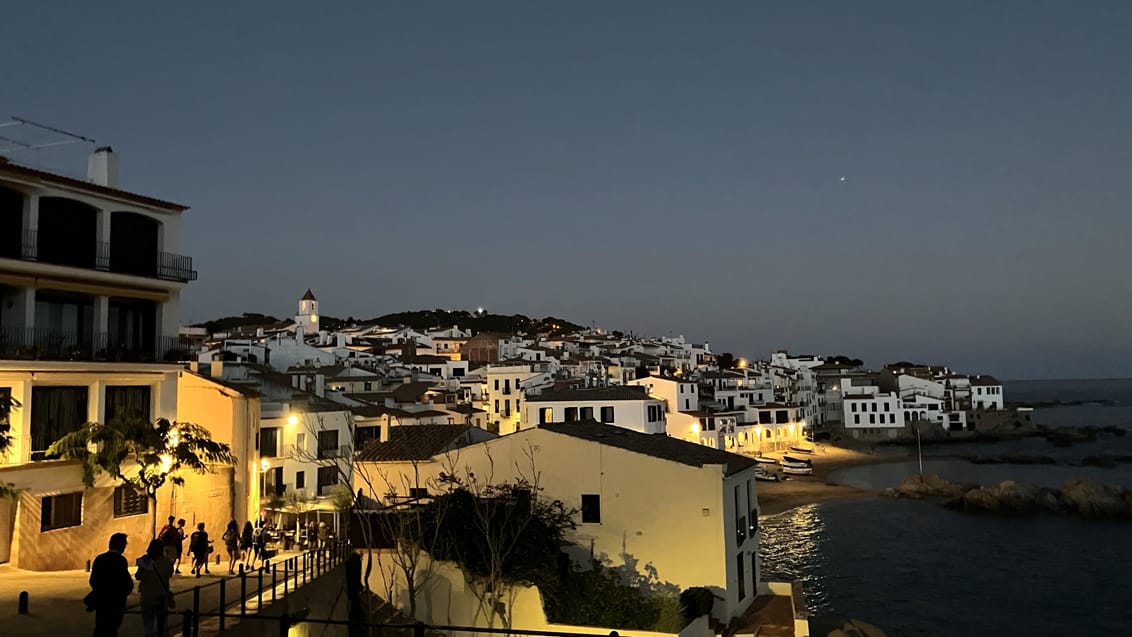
[0,394,20,499]
[46,416,236,537]
[716,352,737,370]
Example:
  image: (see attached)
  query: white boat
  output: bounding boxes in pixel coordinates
[781,465,814,476]
[789,445,814,454]
[754,467,780,482]
[754,456,778,465]
[782,455,812,465]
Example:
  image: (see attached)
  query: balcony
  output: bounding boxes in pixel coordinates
[317,444,352,460]
[10,229,196,283]
[0,327,196,363]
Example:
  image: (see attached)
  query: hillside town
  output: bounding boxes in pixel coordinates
[0,149,1027,637]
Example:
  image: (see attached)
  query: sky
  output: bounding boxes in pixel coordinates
[3,1,1131,379]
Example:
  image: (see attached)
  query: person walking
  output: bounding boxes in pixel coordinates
[135,539,175,637]
[87,533,133,637]
[188,522,211,577]
[317,521,329,551]
[157,516,180,568]
[239,521,254,568]
[250,522,267,568]
[222,520,240,574]
[174,519,187,574]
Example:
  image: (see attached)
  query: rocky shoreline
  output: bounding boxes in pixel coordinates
[883,474,1132,519]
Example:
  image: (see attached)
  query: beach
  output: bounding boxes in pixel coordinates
[754,445,911,515]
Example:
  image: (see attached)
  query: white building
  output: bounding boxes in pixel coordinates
[257,405,354,508]
[628,374,699,413]
[295,289,320,334]
[355,421,771,624]
[485,364,553,434]
[0,150,248,570]
[971,375,1004,411]
[523,386,667,434]
[842,389,906,440]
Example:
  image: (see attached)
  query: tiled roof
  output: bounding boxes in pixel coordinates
[531,386,652,402]
[540,421,757,476]
[356,425,485,462]
[969,375,1001,386]
[392,381,437,403]
[0,157,189,211]
[301,289,317,301]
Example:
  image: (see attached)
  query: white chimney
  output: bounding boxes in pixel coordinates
[336,334,346,348]
[314,374,325,398]
[295,325,304,342]
[87,146,119,188]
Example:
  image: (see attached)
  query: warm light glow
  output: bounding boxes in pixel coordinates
[287,414,299,426]
[737,358,749,369]
[167,429,180,448]
[260,459,270,472]
[159,454,173,474]
[310,314,318,323]
[690,422,702,434]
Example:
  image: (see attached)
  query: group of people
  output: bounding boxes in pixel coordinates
[85,516,285,637]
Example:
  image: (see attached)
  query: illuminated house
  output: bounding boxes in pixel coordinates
[0,150,245,570]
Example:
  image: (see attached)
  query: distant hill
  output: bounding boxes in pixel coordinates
[193,309,583,337]
[366,309,583,336]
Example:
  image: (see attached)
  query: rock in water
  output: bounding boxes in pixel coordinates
[995,480,1043,514]
[1061,480,1132,518]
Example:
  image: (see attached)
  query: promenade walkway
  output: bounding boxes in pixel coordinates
[0,544,348,637]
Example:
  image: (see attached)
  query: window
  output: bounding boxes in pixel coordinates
[0,387,11,432]
[317,466,339,493]
[883,402,890,412]
[775,410,788,424]
[854,414,860,425]
[581,494,601,523]
[494,379,499,390]
[565,407,579,422]
[851,403,857,413]
[871,402,878,412]
[684,399,690,410]
[260,427,279,458]
[494,399,500,413]
[318,430,340,459]
[600,406,614,423]
[296,471,306,489]
[295,431,309,453]
[746,480,756,535]
[31,386,89,460]
[869,414,876,424]
[41,492,83,531]
[113,486,148,518]
[409,487,429,499]
[539,408,553,424]
[737,553,746,600]
[105,385,152,424]
[889,414,896,424]
[734,485,746,543]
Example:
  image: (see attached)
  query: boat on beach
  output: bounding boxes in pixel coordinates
[789,445,814,454]
[781,464,814,476]
[754,456,779,464]
[783,455,812,465]
[754,467,781,482]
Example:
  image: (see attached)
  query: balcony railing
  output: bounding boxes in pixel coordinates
[0,327,198,363]
[2,230,197,283]
[317,444,352,460]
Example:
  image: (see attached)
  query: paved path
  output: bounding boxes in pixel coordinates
[0,548,342,637]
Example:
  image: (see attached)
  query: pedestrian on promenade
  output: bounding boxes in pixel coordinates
[188,522,211,577]
[251,521,268,568]
[135,539,174,637]
[87,532,133,637]
[222,520,240,574]
[157,516,180,566]
[317,521,329,551]
[240,521,254,568]
[174,519,187,574]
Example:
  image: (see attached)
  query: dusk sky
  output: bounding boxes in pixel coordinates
[4,2,1131,379]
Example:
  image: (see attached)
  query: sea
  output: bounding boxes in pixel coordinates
[758,378,1132,637]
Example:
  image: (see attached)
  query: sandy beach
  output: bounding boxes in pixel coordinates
[753,445,914,516]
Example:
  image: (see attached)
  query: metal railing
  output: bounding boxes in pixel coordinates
[3,229,197,283]
[0,327,197,362]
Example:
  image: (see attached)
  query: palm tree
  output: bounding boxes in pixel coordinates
[46,416,237,537]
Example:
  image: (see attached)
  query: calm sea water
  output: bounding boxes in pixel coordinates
[757,379,1132,636]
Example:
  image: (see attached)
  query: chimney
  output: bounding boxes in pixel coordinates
[209,360,224,379]
[380,417,392,443]
[256,327,265,338]
[87,146,119,188]
[314,374,325,398]
[337,334,346,348]
[319,330,328,345]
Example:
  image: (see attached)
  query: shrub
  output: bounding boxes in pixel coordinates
[680,586,715,623]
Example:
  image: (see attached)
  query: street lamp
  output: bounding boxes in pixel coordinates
[260,458,270,497]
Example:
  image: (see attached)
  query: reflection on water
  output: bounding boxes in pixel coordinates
[758,498,1132,636]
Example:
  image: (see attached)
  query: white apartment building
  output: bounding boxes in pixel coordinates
[842,390,906,440]
[0,150,250,571]
[628,374,699,413]
[523,386,667,434]
[486,363,552,434]
[257,405,353,507]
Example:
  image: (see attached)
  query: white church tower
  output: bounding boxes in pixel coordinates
[296,289,319,333]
